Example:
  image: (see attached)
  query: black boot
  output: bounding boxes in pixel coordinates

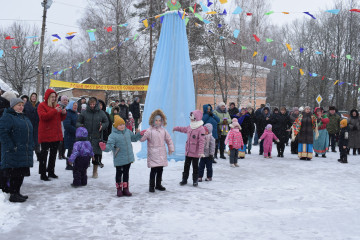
[179,172,188,186]
[193,174,198,187]
[248,150,251,154]
[322,154,326,158]
[9,193,26,203]
[155,174,166,191]
[48,173,58,179]
[315,153,319,157]
[149,179,155,193]
[353,149,357,155]
[40,174,51,181]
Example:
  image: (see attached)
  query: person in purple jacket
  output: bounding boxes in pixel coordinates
[173,110,206,187]
[68,127,95,187]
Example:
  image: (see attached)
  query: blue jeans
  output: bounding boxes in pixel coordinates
[198,157,213,178]
[253,132,259,145]
[247,135,253,151]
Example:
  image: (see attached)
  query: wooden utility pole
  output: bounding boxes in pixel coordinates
[149,0,153,77]
[36,0,48,97]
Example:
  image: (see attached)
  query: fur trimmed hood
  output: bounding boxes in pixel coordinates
[149,109,167,127]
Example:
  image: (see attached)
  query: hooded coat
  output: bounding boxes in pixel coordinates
[260,129,279,153]
[76,98,109,155]
[202,104,220,139]
[0,108,34,169]
[68,127,94,164]
[228,106,239,119]
[103,127,142,167]
[348,109,360,148]
[119,104,129,121]
[270,112,291,144]
[140,109,174,168]
[233,113,252,144]
[203,123,216,157]
[173,110,206,158]
[37,89,67,144]
[63,101,78,150]
[23,96,40,146]
[214,106,231,136]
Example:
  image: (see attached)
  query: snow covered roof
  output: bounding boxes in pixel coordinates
[0,78,19,95]
[56,77,102,93]
[192,58,270,72]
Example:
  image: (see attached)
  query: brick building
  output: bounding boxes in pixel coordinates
[133,59,270,110]
[56,77,107,102]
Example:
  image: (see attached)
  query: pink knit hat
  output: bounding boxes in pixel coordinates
[229,118,241,129]
[266,124,272,130]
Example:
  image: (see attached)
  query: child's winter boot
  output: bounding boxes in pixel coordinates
[122,182,132,196]
[192,174,198,187]
[155,175,166,191]
[92,165,98,179]
[179,172,188,186]
[116,183,123,197]
[149,179,155,193]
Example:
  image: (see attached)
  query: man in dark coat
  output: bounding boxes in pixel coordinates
[289,107,300,154]
[326,106,340,152]
[256,106,271,155]
[270,107,291,157]
[228,102,239,119]
[23,93,40,160]
[129,97,141,129]
[119,99,129,121]
[253,104,265,145]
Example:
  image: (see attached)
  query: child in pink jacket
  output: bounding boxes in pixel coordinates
[225,118,244,167]
[140,109,174,193]
[259,124,279,158]
[173,110,205,187]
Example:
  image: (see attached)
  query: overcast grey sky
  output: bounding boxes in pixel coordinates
[0,0,345,36]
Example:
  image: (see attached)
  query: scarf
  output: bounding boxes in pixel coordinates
[190,120,204,130]
[238,114,249,125]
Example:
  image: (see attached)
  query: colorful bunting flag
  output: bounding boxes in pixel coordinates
[246,13,253,16]
[220,9,227,15]
[233,29,240,38]
[199,2,209,12]
[315,51,322,54]
[189,7,194,13]
[185,17,189,26]
[178,11,182,19]
[33,41,40,45]
[218,24,222,28]
[194,13,203,21]
[253,51,258,57]
[52,39,59,42]
[326,9,340,14]
[299,69,304,75]
[207,0,213,7]
[25,36,38,39]
[65,35,75,40]
[206,11,217,14]
[219,0,227,4]
[0,50,3,58]
[67,32,77,36]
[266,38,273,43]
[203,19,211,24]
[304,12,316,19]
[119,23,128,27]
[272,59,276,66]
[232,6,243,14]
[194,3,197,13]
[231,41,236,45]
[241,46,247,50]
[143,19,148,28]
[346,55,353,60]
[300,48,304,53]
[291,66,294,70]
[5,36,14,40]
[52,34,61,40]
[265,11,274,15]
[313,73,318,77]
[349,9,360,13]
[331,54,337,58]
[286,43,292,51]
[282,12,289,14]
[151,22,156,28]
[87,29,96,42]
[322,76,325,80]
[104,26,113,32]
[283,63,287,67]
[264,56,267,62]
[253,34,260,42]
[334,80,339,85]
[133,34,139,40]
[11,46,20,49]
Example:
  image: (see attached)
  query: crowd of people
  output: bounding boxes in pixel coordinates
[0,88,358,202]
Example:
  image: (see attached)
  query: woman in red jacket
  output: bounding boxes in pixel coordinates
[37,89,67,181]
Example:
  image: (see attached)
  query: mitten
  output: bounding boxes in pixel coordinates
[99,142,106,151]
[199,154,205,158]
[140,130,147,136]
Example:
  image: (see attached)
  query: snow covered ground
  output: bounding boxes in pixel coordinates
[1,142,360,240]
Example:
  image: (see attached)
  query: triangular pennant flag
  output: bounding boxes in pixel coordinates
[232,6,243,14]
[133,34,139,41]
[219,9,227,15]
[203,19,211,24]
[253,51,258,57]
[253,34,260,42]
[219,0,228,4]
[349,9,360,13]
[282,12,289,14]
[178,11,182,19]
[286,43,292,51]
[220,36,225,40]
[315,51,322,54]
[265,11,274,15]
[334,80,339,85]
[199,2,209,12]
[346,55,353,60]
[194,13,203,21]
[52,39,59,42]
[283,63,287,67]
[233,29,240,38]
[299,69,304,75]
[231,41,236,45]
[206,11,217,14]
[207,0,213,7]
[264,56,267,62]
[67,32,77,36]
[322,76,325,80]
[65,35,75,40]
[104,26,113,32]
[86,58,91,63]
[246,13,253,16]
[189,7,194,13]
[218,24,222,28]
[241,46,247,50]
[0,50,3,58]
[25,36,38,39]
[52,34,61,40]
[266,38,273,43]
[300,48,304,53]
[325,9,340,14]
[33,41,40,45]
[194,3,197,13]
[5,36,14,40]
[87,30,96,42]
[185,17,189,26]
[160,16,165,23]
[143,19,148,28]
[291,66,294,70]
[272,59,276,66]
[11,46,20,49]
[151,22,156,28]
[304,12,316,19]
[331,54,337,58]
[312,73,318,77]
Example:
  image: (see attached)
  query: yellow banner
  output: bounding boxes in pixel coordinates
[49,79,148,91]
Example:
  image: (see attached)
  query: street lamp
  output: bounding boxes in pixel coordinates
[35,65,50,99]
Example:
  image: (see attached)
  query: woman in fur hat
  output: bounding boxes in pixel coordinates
[140,109,174,192]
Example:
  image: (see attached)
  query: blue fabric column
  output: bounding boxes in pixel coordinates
[137,12,195,161]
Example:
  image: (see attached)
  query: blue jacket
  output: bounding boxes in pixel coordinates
[63,101,78,150]
[104,127,142,167]
[23,101,39,146]
[202,104,220,139]
[0,108,34,169]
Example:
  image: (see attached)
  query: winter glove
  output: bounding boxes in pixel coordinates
[276,140,280,143]
[99,142,106,151]
[229,145,234,150]
[140,130,147,136]
[209,112,213,117]
[258,139,262,143]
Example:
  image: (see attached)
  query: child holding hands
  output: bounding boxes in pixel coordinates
[259,124,279,158]
[99,115,142,197]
